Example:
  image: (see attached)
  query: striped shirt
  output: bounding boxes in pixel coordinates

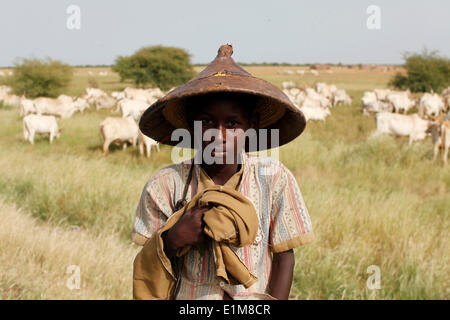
[131,150,314,300]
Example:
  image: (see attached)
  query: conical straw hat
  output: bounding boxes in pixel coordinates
[139,44,306,151]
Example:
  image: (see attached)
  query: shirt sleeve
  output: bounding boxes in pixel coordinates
[131,170,178,246]
[269,165,314,253]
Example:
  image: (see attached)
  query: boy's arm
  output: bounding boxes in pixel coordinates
[267,249,295,300]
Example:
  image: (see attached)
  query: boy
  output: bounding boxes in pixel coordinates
[132,44,314,300]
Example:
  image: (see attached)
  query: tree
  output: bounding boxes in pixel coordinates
[10,57,72,98]
[112,45,195,91]
[389,49,450,93]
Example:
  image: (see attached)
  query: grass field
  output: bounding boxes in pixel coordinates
[0,67,448,299]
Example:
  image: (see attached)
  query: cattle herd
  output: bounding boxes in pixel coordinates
[0,85,163,158]
[362,87,450,164]
[1,82,449,164]
[282,82,450,165]
[282,81,352,121]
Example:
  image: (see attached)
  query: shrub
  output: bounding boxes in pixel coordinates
[112,45,195,90]
[10,57,72,98]
[389,49,450,93]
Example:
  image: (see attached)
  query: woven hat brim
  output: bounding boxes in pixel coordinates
[139,74,306,152]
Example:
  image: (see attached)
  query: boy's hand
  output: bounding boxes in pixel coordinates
[163,206,209,257]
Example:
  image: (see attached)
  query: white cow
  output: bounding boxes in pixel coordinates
[148,87,164,99]
[34,97,76,118]
[316,83,337,100]
[386,92,416,114]
[298,105,330,121]
[283,88,305,105]
[372,112,431,145]
[124,88,151,102]
[124,87,161,104]
[374,89,392,101]
[138,130,160,158]
[361,91,377,104]
[73,97,90,113]
[288,87,301,98]
[99,116,139,154]
[57,94,73,104]
[305,88,331,108]
[361,91,392,115]
[23,114,60,144]
[111,91,126,101]
[281,81,295,89]
[442,88,450,113]
[332,89,352,106]
[1,94,21,107]
[419,93,445,118]
[441,120,450,165]
[301,96,322,108]
[116,99,149,121]
[427,117,450,165]
[443,96,450,112]
[95,95,116,110]
[86,88,107,100]
[19,98,36,116]
[362,100,391,115]
[124,87,143,99]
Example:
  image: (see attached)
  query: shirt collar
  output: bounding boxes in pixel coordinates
[193,149,248,190]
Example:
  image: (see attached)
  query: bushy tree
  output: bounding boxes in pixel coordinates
[112,45,195,90]
[10,57,72,98]
[389,49,450,93]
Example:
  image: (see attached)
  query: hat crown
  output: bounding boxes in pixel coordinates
[217,44,233,58]
[196,44,251,79]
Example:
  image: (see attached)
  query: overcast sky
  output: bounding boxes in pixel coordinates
[1,0,449,67]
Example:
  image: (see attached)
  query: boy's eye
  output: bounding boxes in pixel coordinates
[200,118,213,125]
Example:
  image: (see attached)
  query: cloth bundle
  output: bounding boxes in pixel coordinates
[133,165,258,300]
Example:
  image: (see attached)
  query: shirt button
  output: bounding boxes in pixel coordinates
[219,281,225,288]
[255,235,262,243]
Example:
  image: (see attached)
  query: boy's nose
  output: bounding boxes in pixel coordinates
[212,124,227,143]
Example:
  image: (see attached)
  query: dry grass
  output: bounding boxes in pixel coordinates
[0,199,140,299]
[282,132,449,299]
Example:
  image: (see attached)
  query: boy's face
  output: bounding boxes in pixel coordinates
[191,97,257,163]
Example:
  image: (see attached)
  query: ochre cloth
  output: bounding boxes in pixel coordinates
[133,163,259,300]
